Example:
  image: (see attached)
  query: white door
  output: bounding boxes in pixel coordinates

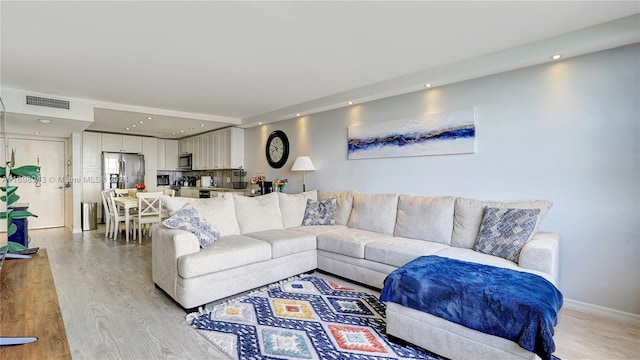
[8,138,66,229]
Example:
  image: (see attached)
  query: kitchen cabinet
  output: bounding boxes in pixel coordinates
[215,127,244,169]
[179,137,194,155]
[142,138,157,169]
[82,132,103,221]
[165,140,179,170]
[192,135,204,170]
[82,132,102,169]
[142,137,157,191]
[101,134,142,153]
[171,127,243,170]
[180,188,199,198]
[156,139,179,170]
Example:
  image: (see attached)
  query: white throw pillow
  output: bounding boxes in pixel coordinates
[278,190,318,228]
[233,192,284,234]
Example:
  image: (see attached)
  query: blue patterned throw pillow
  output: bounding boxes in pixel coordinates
[162,203,220,248]
[302,198,337,226]
[474,207,541,263]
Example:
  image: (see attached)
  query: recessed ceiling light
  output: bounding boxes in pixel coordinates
[125,127,130,130]
[33,132,40,135]
[132,124,137,127]
[172,132,176,135]
[258,122,263,125]
[38,119,51,124]
[348,101,353,105]
[180,130,184,133]
[200,124,205,127]
[551,54,563,60]
[296,113,301,117]
[147,117,152,120]
[139,120,144,124]
[425,83,432,88]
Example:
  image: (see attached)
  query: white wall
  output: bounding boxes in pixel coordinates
[244,44,640,315]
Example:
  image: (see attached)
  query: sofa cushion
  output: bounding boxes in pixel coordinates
[246,229,317,258]
[317,190,355,225]
[233,192,284,234]
[394,195,455,245]
[177,235,272,278]
[162,195,195,216]
[348,193,399,235]
[317,228,395,258]
[452,197,552,249]
[161,194,240,236]
[290,225,348,236]
[192,195,240,236]
[278,190,317,228]
[302,198,337,226]
[474,207,541,263]
[162,203,220,248]
[365,237,449,268]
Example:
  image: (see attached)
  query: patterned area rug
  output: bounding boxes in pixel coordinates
[187,276,445,359]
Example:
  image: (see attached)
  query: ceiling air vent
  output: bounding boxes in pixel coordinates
[26,95,70,110]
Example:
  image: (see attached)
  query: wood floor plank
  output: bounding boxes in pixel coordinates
[25,227,640,360]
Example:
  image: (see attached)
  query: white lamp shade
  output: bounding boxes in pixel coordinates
[291,156,316,171]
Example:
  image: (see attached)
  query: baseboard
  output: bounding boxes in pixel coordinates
[564,298,640,326]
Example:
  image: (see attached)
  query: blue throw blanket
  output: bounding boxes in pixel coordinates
[380,256,563,360]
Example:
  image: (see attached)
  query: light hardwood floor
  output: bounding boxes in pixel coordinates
[27,227,639,360]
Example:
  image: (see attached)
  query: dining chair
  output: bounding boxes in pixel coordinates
[132,192,163,243]
[108,191,133,240]
[162,188,175,197]
[114,188,133,197]
[100,190,113,238]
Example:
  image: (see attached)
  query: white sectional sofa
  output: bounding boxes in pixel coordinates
[152,189,559,360]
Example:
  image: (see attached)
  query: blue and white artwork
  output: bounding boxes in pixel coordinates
[347,107,475,159]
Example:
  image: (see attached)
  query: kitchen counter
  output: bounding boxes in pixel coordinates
[177,186,250,198]
[178,186,245,191]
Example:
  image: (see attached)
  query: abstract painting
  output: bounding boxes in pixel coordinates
[347,107,476,159]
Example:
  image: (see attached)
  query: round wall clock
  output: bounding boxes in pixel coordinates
[265,130,289,169]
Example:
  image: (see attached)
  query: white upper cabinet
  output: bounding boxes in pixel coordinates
[180,128,244,169]
[178,137,194,155]
[101,134,142,153]
[82,132,102,169]
[142,137,157,169]
[157,139,179,170]
[229,127,244,169]
[165,140,179,170]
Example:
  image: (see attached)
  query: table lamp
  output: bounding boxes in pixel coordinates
[291,156,316,192]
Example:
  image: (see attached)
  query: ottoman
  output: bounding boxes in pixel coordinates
[381,256,563,360]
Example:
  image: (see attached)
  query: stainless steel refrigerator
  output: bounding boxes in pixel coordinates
[102,152,145,190]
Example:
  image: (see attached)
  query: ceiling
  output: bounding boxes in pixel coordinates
[1,1,639,139]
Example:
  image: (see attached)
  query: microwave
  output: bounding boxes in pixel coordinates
[157,174,170,186]
[179,154,192,170]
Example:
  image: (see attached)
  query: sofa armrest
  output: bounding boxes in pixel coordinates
[151,224,200,298]
[518,231,560,285]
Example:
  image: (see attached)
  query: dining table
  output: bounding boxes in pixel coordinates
[113,196,139,242]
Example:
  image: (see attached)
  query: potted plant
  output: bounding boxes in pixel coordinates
[0,149,41,252]
[275,178,288,193]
